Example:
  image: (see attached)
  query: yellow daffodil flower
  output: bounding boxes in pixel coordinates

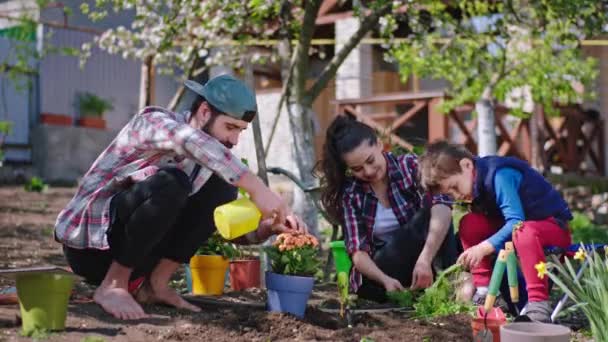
[535,261,547,279]
[574,248,587,261]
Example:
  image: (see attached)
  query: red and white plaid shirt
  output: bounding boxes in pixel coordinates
[55,106,248,250]
[341,153,453,292]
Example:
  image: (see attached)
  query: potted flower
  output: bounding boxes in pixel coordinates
[75,92,113,129]
[264,233,320,317]
[189,232,237,296]
[229,245,261,291]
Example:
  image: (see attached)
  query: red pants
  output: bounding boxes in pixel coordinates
[459,213,571,302]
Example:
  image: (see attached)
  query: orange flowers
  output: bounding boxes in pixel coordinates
[273,233,319,252]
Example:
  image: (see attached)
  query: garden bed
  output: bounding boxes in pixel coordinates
[0,186,592,341]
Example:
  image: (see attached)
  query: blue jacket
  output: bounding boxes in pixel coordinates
[473,156,572,250]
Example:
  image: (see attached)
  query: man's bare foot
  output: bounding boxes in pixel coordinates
[93,284,148,320]
[135,281,200,312]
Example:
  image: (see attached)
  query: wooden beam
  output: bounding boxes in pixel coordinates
[331,90,445,106]
[428,98,449,142]
[388,101,426,132]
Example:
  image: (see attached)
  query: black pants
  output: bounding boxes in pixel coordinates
[64,168,238,285]
[357,206,459,302]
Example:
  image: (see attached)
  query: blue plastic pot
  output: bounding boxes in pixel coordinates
[184,264,192,294]
[265,272,314,318]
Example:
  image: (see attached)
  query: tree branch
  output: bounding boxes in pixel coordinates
[308,3,392,102]
[264,53,296,157]
[292,0,323,100]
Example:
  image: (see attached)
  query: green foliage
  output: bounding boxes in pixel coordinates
[76,92,113,117]
[264,244,320,277]
[390,0,606,116]
[0,121,12,165]
[413,264,474,318]
[386,289,419,308]
[570,212,608,244]
[195,232,238,258]
[81,336,107,342]
[24,177,48,193]
[544,246,608,341]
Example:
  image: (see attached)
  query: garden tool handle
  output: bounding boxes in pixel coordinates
[484,249,507,312]
[505,242,519,303]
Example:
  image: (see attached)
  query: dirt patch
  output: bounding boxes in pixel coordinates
[0,186,474,342]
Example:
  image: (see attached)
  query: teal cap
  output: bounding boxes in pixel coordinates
[184,75,258,122]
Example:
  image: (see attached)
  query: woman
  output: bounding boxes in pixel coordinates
[319,115,457,302]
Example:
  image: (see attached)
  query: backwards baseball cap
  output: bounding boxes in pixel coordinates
[184,74,258,122]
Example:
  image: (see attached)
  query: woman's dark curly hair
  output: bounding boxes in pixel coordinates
[316,115,378,223]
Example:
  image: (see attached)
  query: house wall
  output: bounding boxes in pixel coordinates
[31,124,117,183]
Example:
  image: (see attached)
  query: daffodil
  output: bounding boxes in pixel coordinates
[535,261,547,279]
[574,248,587,261]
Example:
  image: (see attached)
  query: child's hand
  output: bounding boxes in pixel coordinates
[457,241,495,270]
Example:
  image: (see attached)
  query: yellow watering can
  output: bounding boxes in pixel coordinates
[214,197,262,240]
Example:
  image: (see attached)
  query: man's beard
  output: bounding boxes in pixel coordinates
[202,120,234,149]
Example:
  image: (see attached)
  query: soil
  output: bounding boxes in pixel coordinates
[0,185,566,341]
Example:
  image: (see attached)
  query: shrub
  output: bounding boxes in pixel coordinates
[76,92,113,118]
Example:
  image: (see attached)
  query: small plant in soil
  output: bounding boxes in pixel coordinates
[386,288,421,308]
[412,264,474,318]
[195,232,238,258]
[24,177,48,193]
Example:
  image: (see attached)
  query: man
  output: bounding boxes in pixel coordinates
[55,75,303,320]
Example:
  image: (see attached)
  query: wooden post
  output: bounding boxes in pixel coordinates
[427,97,449,142]
[139,55,155,108]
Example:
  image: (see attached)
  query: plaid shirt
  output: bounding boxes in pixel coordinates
[341,152,452,292]
[55,106,248,250]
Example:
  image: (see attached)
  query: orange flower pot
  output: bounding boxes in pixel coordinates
[77,117,106,129]
[40,113,72,126]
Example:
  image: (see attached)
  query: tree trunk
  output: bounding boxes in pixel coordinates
[139,55,155,108]
[476,87,497,156]
[287,101,319,235]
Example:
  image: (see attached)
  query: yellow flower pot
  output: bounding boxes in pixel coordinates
[189,255,229,295]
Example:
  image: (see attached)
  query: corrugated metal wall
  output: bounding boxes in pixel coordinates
[40,26,142,130]
[0,36,34,162]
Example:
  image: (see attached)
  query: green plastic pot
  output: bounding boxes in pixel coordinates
[329,240,352,275]
[16,273,74,335]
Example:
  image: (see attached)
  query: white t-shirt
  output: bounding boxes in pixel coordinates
[373,202,400,239]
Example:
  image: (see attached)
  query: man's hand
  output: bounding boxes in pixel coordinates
[273,215,308,234]
[237,172,289,224]
[411,258,433,289]
[256,215,309,241]
[382,276,405,292]
[457,241,495,270]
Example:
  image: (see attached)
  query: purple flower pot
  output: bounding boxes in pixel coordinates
[265,272,314,318]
